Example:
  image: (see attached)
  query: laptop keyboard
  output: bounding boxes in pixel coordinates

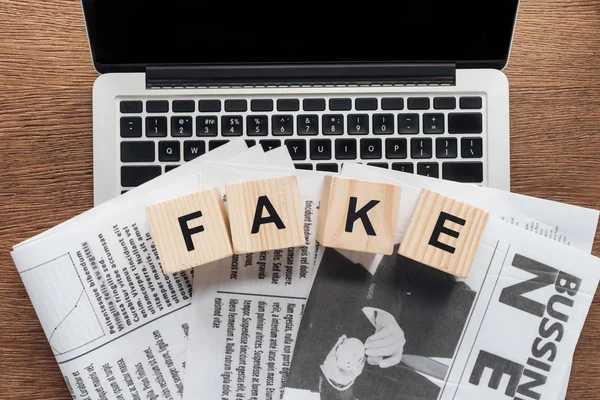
[118,94,486,192]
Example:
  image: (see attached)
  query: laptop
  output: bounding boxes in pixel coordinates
[82,1,520,206]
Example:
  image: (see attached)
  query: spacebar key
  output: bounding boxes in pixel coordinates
[121,166,161,187]
[442,162,484,183]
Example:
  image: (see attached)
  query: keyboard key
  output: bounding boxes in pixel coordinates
[411,138,433,159]
[355,98,378,111]
[373,114,394,134]
[121,166,161,187]
[196,116,218,136]
[297,115,319,135]
[245,140,257,147]
[120,101,143,113]
[146,100,169,113]
[348,114,369,135]
[323,115,344,135]
[121,117,142,138]
[171,116,193,137]
[303,98,326,111]
[172,100,195,113]
[310,139,332,160]
[247,116,269,136]
[209,140,229,150]
[121,141,155,162]
[367,162,389,169]
[222,116,243,136]
[260,140,281,152]
[398,114,419,134]
[460,96,483,109]
[423,113,445,134]
[165,165,179,173]
[443,162,484,183]
[285,139,307,160]
[184,141,206,161]
[448,113,483,134]
[273,115,294,136]
[224,99,247,112]
[198,100,221,112]
[392,163,414,173]
[436,138,458,158]
[433,97,456,110]
[295,163,313,170]
[461,138,483,158]
[360,139,382,159]
[385,138,407,159]
[251,99,274,112]
[158,141,181,162]
[417,162,439,178]
[381,97,404,110]
[317,163,339,172]
[335,139,357,160]
[408,97,430,110]
[277,99,300,111]
[329,98,352,111]
[146,117,167,137]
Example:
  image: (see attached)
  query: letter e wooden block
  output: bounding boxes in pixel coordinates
[145,188,233,274]
[317,176,402,255]
[399,189,490,278]
[226,176,304,253]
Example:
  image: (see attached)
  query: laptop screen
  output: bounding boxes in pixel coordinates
[82,1,519,72]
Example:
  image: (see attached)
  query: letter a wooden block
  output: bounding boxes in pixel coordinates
[317,176,402,255]
[399,189,490,278]
[226,176,304,253]
[145,188,233,274]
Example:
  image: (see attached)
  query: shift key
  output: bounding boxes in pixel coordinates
[442,162,484,183]
[448,113,482,134]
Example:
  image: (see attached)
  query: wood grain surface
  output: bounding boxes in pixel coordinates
[0,1,599,398]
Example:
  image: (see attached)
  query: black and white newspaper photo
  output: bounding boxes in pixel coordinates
[286,245,475,400]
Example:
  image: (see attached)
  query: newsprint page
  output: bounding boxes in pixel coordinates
[9,141,268,400]
[182,162,329,400]
[283,164,600,400]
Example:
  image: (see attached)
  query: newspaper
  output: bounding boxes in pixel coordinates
[284,164,600,400]
[182,162,331,400]
[338,163,599,398]
[8,141,280,400]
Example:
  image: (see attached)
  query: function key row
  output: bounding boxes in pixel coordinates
[119,96,483,114]
[121,113,482,138]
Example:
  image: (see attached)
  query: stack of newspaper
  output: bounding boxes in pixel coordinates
[11,139,600,400]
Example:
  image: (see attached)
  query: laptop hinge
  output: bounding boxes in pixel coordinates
[145,63,456,89]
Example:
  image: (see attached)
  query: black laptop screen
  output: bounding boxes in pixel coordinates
[82,1,520,72]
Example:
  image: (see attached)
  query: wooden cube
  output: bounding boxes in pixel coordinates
[145,188,233,274]
[226,175,304,253]
[399,189,490,278]
[317,176,402,255]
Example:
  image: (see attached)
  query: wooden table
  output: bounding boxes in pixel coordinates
[1,1,599,399]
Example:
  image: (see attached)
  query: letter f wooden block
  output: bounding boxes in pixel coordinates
[399,189,490,278]
[226,176,304,253]
[317,176,402,255]
[145,188,233,274]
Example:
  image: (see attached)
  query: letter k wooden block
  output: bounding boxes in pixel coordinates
[399,189,490,278]
[226,176,304,253]
[317,176,402,255]
[145,188,233,274]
